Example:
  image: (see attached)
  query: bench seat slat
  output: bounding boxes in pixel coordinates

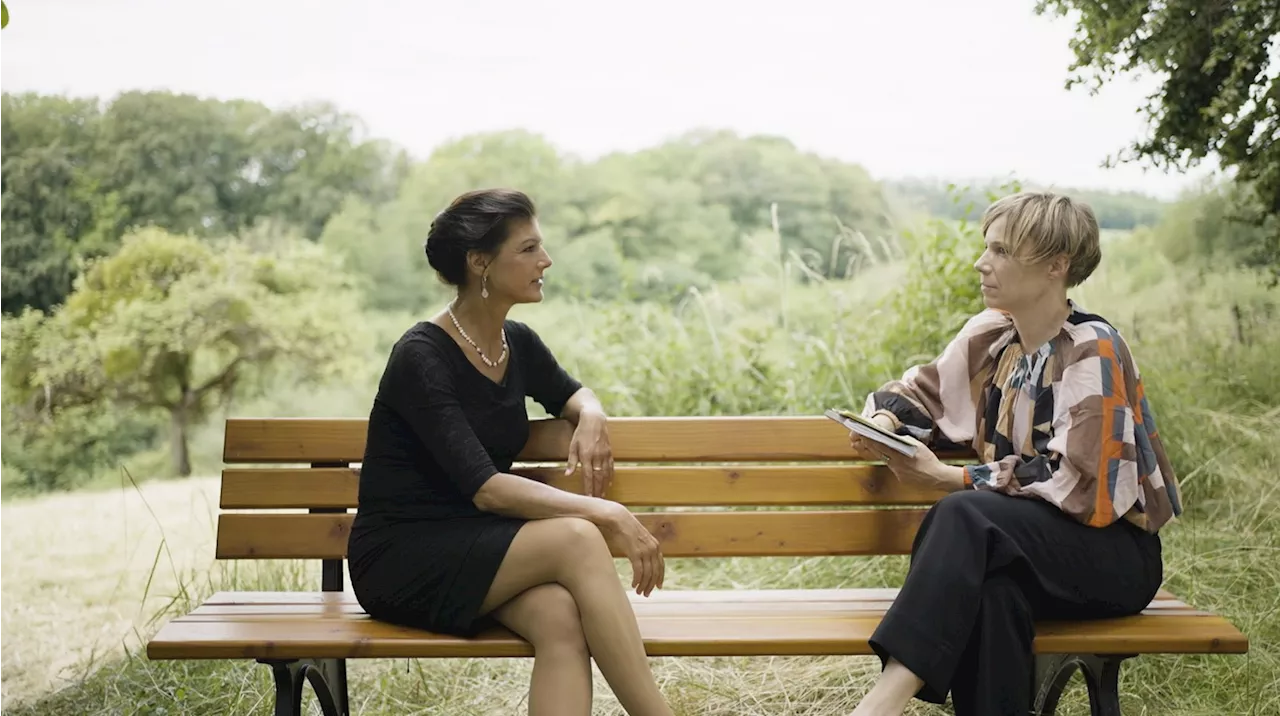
[148,589,1244,661]
[216,510,929,559]
[147,608,1248,661]
[221,465,949,509]
[195,588,1181,605]
[186,599,1204,619]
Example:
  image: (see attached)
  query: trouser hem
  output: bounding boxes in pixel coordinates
[868,611,955,705]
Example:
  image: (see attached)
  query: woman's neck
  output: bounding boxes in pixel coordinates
[1009,295,1073,354]
[449,293,510,348]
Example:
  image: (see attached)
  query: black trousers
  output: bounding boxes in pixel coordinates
[869,490,1163,715]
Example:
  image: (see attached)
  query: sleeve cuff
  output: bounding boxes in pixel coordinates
[963,463,1004,489]
[869,409,904,432]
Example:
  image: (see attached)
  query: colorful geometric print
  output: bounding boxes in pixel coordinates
[865,301,1183,533]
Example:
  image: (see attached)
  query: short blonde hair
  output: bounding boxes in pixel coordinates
[981,191,1101,287]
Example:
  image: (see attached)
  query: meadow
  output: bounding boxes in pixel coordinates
[3,225,1276,715]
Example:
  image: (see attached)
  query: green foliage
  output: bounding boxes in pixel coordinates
[1,308,165,492]
[874,183,1021,369]
[0,405,160,494]
[1037,0,1280,232]
[877,217,984,369]
[1152,180,1280,272]
[0,91,407,313]
[2,228,368,478]
[630,130,895,279]
[320,131,575,311]
[316,128,897,313]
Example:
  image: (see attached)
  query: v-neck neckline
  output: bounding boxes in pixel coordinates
[423,321,513,388]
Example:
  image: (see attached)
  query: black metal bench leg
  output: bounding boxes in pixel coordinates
[1079,655,1126,716]
[312,658,350,716]
[260,659,347,716]
[1032,654,1131,716]
[263,661,305,716]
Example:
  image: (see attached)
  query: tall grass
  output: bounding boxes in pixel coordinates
[4,230,1278,715]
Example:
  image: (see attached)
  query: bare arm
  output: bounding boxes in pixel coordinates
[558,386,614,497]
[560,386,606,424]
[472,471,623,525]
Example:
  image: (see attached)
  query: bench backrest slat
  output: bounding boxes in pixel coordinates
[223,416,973,464]
[216,509,928,559]
[220,465,948,509]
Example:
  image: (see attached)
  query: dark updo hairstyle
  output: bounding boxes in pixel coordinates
[424,189,538,287]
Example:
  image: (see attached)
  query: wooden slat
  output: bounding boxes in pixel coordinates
[220,465,947,509]
[531,465,947,506]
[184,603,1210,620]
[186,599,1205,619]
[215,510,928,559]
[146,612,1249,660]
[223,416,978,464]
[195,587,1181,606]
[221,469,360,509]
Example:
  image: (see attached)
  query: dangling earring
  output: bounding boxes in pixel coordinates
[481,273,489,300]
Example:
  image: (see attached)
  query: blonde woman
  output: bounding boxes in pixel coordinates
[849,192,1180,716]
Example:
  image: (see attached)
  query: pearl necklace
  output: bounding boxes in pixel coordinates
[447,302,508,367]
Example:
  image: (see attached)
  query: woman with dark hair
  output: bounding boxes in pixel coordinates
[348,189,675,716]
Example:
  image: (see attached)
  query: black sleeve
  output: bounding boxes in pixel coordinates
[514,322,583,418]
[869,391,935,434]
[869,391,968,451]
[380,337,499,499]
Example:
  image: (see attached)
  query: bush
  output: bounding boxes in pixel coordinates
[1,404,161,493]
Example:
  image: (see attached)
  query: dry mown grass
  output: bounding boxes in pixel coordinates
[0,475,220,709]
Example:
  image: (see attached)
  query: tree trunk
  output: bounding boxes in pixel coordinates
[170,404,192,477]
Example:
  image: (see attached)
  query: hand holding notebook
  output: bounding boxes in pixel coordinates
[824,408,919,457]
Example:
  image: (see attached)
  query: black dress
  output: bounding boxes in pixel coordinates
[347,319,582,636]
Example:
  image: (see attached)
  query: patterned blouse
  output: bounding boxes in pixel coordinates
[862,301,1183,533]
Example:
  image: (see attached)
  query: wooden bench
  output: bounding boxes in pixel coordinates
[147,416,1248,716]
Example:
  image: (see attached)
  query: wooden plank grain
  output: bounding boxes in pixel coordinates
[186,599,1205,620]
[146,612,1249,660]
[528,465,948,506]
[521,416,876,462]
[223,416,979,464]
[215,509,928,559]
[196,588,1182,606]
[224,418,367,464]
[219,465,948,510]
[221,469,359,509]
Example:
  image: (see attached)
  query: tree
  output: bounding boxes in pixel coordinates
[321,130,575,311]
[1,90,408,314]
[637,130,896,278]
[1037,0,1279,258]
[4,228,367,476]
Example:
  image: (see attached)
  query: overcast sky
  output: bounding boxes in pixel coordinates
[2,0,1218,198]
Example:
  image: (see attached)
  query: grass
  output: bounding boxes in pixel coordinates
[0,476,222,708]
[3,231,1278,715]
